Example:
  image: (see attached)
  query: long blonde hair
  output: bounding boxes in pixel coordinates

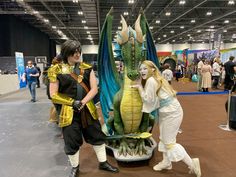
[141,60,176,97]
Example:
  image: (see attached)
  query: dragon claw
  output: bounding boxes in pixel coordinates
[134,139,147,156]
[117,140,133,156]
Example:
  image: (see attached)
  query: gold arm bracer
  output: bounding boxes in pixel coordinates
[86,100,98,120]
[51,93,74,106]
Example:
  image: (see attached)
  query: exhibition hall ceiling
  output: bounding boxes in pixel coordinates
[0,0,236,45]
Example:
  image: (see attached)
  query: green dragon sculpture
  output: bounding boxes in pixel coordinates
[98,8,159,160]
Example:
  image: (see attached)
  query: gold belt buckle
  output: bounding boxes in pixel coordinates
[77,75,83,83]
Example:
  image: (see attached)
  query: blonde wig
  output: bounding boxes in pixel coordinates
[141,60,176,97]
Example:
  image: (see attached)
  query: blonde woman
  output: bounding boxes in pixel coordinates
[133,60,201,177]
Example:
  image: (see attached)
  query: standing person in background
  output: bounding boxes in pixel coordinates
[175,64,182,81]
[201,60,212,92]
[219,64,225,87]
[33,63,41,88]
[212,58,221,89]
[224,56,236,91]
[197,58,205,91]
[48,40,119,177]
[22,60,39,102]
[133,60,201,177]
[162,63,173,84]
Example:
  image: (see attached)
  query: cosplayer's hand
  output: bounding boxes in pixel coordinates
[130,84,140,88]
[130,78,142,88]
[72,100,84,111]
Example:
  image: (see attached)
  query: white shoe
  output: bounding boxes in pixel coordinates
[189,158,201,177]
[153,161,172,171]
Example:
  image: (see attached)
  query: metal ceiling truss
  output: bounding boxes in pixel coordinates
[0,0,235,45]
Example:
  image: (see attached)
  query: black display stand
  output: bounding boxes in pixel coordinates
[219,79,236,131]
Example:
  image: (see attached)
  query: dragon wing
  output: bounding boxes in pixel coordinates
[98,8,121,127]
[140,12,160,68]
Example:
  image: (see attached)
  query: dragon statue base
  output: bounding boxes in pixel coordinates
[106,137,157,162]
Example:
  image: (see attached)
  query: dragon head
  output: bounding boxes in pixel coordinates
[115,14,146,81]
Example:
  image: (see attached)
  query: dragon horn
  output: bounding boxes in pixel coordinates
[107,7,113,16]
[135,14,144,43]
[117,15,128,45]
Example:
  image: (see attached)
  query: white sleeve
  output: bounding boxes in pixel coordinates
[170,71,173,79]
[140,77,158,104]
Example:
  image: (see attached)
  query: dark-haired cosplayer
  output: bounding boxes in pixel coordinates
[48,40,118,177]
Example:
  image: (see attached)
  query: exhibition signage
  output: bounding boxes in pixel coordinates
[15,52,26,88]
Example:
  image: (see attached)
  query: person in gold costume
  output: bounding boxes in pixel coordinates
[48,40,119,177]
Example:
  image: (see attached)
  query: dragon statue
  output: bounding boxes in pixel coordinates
[98,8,159,161]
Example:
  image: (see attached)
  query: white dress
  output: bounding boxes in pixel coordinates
[140,76,188,162]
[201,64,212,88]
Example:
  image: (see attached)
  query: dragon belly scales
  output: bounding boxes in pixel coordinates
[120,72,143,134]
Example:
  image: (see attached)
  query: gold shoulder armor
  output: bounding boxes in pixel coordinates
[48,64,61,82]
[79,62,92,70]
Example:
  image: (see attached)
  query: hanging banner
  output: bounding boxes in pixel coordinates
[15,52,26,88]
[220,48,236,64]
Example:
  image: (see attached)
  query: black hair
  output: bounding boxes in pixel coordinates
[229,56,235,61]
[60,40,82,63]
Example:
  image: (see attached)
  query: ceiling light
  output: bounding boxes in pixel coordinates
[73,0,79,3]
[191,19,196,23]
[118,26,122,30]
[32,10,39,14]
[82,20,86,24]
[158,38,161,40]
[43,19,49,23]
[124,12,129,16]
[170,30,175,33]
[197,30,201,33]
[86,31,90,34]
[61,35,68,40]
[155,20,160,24]
[187,34,191,36]
[224,20,229,23]
[52,26,57,29]
[149,26,153,30]
[163,34,167,38]
[210,25,214,28]
[84,26,88,29]
[165,12,171,16]
[172,39,176,42]
[179,37,182,40]
[78,11,83,15]
[205,29,215,32]
[228,0,235,5]
[128,0,134,4]
[179,0,186,5]
[88,35,92,38]
[206,11,212,16]
[57,30,62,35]
[223,29,227,32]
[180,26,184,29]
